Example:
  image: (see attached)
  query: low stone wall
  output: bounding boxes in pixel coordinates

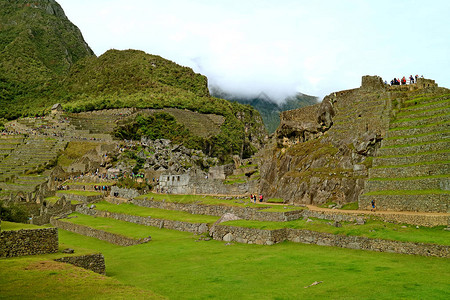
[54,253,106,275]
[131,198,303,222]
[302,210,365,223]
[0,227,58,257]
[212,225,450,258]
[76,205,209,234]
[56,192,103,203]
[50,218,150,246]
[110,186,140,199]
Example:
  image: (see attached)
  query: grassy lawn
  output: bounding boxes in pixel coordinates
[223,218,450,246]
[51,227,450,299]
[0,221,47,231]
[0,255,163,299]
[134,193,303,212]
[60,213,153,240]
[94,201,219,224]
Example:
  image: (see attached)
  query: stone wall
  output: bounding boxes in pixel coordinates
[110,186,140,199]
[131,198,303,222]
[55,192,103,203]
[212,225,450,258]
[50,218,150,246]
[54,253,106,275]
[76,205,209,234]
[0,227,58,257]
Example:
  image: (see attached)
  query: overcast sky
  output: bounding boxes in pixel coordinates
[58,0,450,101]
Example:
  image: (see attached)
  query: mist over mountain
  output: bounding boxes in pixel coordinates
[210,86,318,133]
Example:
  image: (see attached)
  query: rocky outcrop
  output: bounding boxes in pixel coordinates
[260,76,391,206]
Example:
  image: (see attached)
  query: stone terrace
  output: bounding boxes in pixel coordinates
[359,92,450,212]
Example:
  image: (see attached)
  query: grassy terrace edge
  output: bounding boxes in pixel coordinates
[221,218,450,246]
[94,201,219,224]
[57,213,153,240]
[362,189,450,196]
[133,192,304,212]
[368,174,449,181]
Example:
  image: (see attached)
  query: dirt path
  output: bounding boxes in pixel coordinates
[305,205,450,217]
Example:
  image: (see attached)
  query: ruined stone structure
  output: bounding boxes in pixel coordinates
[261,76,449,213]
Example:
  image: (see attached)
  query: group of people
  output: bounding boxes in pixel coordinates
[250,193,263,203]
[390,75,422,86]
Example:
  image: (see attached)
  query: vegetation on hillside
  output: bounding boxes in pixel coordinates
[0,0,266,162]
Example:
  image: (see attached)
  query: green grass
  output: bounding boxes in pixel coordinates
[403,93,450,105]
[396,104,450,118]
[94,201,219,224]
[392,111,450,123]
[223,218,450,245]
[363,189,450,196]
[0,221,47,231]
[265,198,285,204]
[49,227,450,299]
[59,213,153,240]
[373,160,450,169]
[389,119,450,131]
[384,129,450,140]
[341,202,359,210]
[0,255,163,299]
[369,174,449,181]
[401,98,450,111]
[380,138,450,149]
[57,190,103,196]
[377,149,449,158]
[134,193,303,212]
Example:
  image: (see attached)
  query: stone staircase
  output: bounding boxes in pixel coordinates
[359,93,450,212]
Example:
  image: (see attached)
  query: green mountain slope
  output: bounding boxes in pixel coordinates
[0,0,95,119]
[0,0,266,162]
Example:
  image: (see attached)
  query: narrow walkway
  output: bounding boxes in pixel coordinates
[306,205,450,218]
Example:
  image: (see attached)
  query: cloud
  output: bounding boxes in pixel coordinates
[59,0,450,102]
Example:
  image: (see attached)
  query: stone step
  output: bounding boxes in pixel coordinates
[359,193,449,213]
[396,106,450,120]
[369,163,449,178]
[386,121,449,138]
[381,131,450,147]
[364,177,449,192]
[399,98,450,114]
[377,140,450,156]
[373,151,449,167]
[403,94,450,108]
[390,113,449,129]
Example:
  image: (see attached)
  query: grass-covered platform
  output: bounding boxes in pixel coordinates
[135,192,304,213]
[221,218,450,246]
[94,201,219,224]
[49,225,450,299]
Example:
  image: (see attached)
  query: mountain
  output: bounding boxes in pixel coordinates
[0,0,266,163]
[210,87,318,133]
[0,0,95,119]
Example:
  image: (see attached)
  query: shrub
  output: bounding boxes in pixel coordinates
[0,201,29,223]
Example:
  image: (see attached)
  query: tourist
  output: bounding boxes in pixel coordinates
[250,194,254,203]
[371,199,376,211]
[409,75,414,84]
[415,74,419,82]
[259,194,263,202]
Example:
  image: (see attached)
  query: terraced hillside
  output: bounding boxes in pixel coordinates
[0,135,66,197]
[359,93,450,212]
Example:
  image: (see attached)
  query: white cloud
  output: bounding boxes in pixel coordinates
[59,0,450,101]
